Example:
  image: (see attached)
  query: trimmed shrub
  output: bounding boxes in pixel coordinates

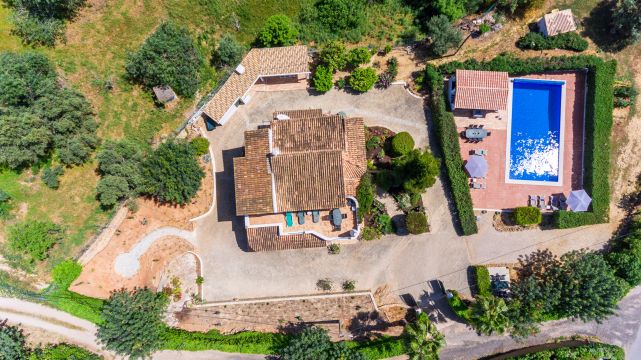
[316,278,333,291]
[342,280,356,291]
[256,15,298,47]
[406,211,428,234]
[348,47,371,67]
[312,65,333,92]
[190,137,210,156]
[356,174,375,217]
[517,31,588,52]
[513,206,542,225]
[390,132,414,156]
[474,266,491,297]
[349,67,378,92]
[423,65,477,235]
[436,54,615,230]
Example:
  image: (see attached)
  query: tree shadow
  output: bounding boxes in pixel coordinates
[581,0,628,52]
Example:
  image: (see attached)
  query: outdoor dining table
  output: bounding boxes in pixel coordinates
[465,127,488,139]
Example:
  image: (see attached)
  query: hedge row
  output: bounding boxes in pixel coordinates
[437,54,615,229]
[424,65,478,235]
[513,206,542,226]
[517,31,588,52]
[474,266,492,297]
[505,342,624,360]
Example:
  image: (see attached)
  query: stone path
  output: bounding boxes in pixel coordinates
[113,227,196,278]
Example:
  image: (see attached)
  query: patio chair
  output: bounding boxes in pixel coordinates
[529,195,537,207]
[481,183,487,189]
[472,183,482,189]
[312,210,320,223]
[538,195,545,209]
[550,195,559,211]
[560,196,567,210]
[285,212,294,227]
[297,211,305,225]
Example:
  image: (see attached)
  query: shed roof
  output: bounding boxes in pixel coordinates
[202,46,311,124]
[454,70,509,111]
[541,9,577,37]
[152,85,177,103]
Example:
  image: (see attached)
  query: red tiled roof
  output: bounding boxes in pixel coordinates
[246,226,325,251]
[454,70,509,111]
[542,9,577,37]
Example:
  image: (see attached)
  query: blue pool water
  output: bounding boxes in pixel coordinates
[508,79,564,183]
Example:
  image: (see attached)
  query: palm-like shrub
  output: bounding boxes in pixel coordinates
[471,295,510,335]
[404,312,445,360]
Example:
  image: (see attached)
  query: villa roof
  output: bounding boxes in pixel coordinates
[540,9,576,37]
[234,111,366,216]
[246,226,325,251]
[454,69,509,111]
[202,46,311,124]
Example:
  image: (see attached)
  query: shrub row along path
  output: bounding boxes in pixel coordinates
[0,296,263,360]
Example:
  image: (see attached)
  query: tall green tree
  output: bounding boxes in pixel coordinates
[613,0,641,46]
[256,15,298,47]
[404,312,445,360]
[393,149,440,195]
[299,0,367,42]
[277,326,365,360]
[319,41,349,71]
[471,295,510,335]
[97,288,168,359]
[6,0,85,20]
[0,51,57,107]
[95,139,145,207]
[125,22,204,97]
[215,34,245,67]
[0,319,28,360]
[312,65,333,92]
[0,110,51,169]
[425,15,462,56]
[141,140,204,205]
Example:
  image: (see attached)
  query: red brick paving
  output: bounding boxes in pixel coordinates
[458,71,586,211]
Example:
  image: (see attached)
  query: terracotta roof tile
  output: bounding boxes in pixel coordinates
[246,226,325,251]
[203,46,310,124]
[273,109,323,120]
[543,9,577,37]
[271,116,345,153]
[234,129,274,215]
[454,70,509,111]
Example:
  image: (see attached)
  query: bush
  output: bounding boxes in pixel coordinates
[342,280,356,291]
[506,342,623,360]
[366,135,382,151]
[51,259,82,289]
[97,288,168,358]
[406,211,428,234]
[517,31,588,52]
[335,77,346,90]
[349,67,378,92]
[141,140,205,205]
[160,327,285,354]
[356,174,375,216]
[349,47,371,67]
[423,65,477,235]
[41,165,64,189]
[96,176,130,208]
[316,278,333,291]
[299,0,367,43]
[0,189,13,219]
[374,213,394,234]
[6,221,63,266]
[387,57,398,80]
[447,290,472,321]
[312,64,333,92]
[33,343,102,360]
[278,326,364,360]
[426,15,463,56]
[328,243,341,255]
[256,15,298,47]
[474,266,491,297]
[0,319,28,360]
[96,140,145,207]
[434,0,466,21]
[436,54,615,230]
[190,137,210,156]
[215,34,245,67]
[479,23,491,34]
[361,226,382,241]
[393,149,440,195]
[390,132,414,156]
[10,11,66,47]
[125,22,203,97]
[319,41,348,71]
[513,206,542,225]
[614,85,637,108]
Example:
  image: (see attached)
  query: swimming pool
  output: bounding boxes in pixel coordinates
[506,78,566,185]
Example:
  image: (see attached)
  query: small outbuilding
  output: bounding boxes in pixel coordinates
[538,9,577,37]
[153,85,177,104]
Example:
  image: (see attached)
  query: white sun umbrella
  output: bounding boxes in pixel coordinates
[465,155,488,178]
[567,189,592,212]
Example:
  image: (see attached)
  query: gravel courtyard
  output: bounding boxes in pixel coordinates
[197,86,614,305]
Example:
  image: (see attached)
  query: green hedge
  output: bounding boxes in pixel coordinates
[517,32,588,52]
[513,206,542,226]
[474,266,492,297]
[161,327,285,354]
[505,342,624,360]
[346,336,405,359]
[424,65,478,235]
[437,54,615,230]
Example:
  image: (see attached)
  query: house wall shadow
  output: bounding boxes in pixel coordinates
[217,147,250,251]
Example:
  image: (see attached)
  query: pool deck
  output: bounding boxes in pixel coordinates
[456,71,586,211]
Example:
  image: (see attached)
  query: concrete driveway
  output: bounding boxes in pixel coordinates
[196,86,615,306]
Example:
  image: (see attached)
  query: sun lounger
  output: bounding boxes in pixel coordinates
[472,183,482,189]
[529,195,537,207]
[312,210,320,223]
[538,195,545,209]
[285,212,294,227]
[297,211,305,225]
